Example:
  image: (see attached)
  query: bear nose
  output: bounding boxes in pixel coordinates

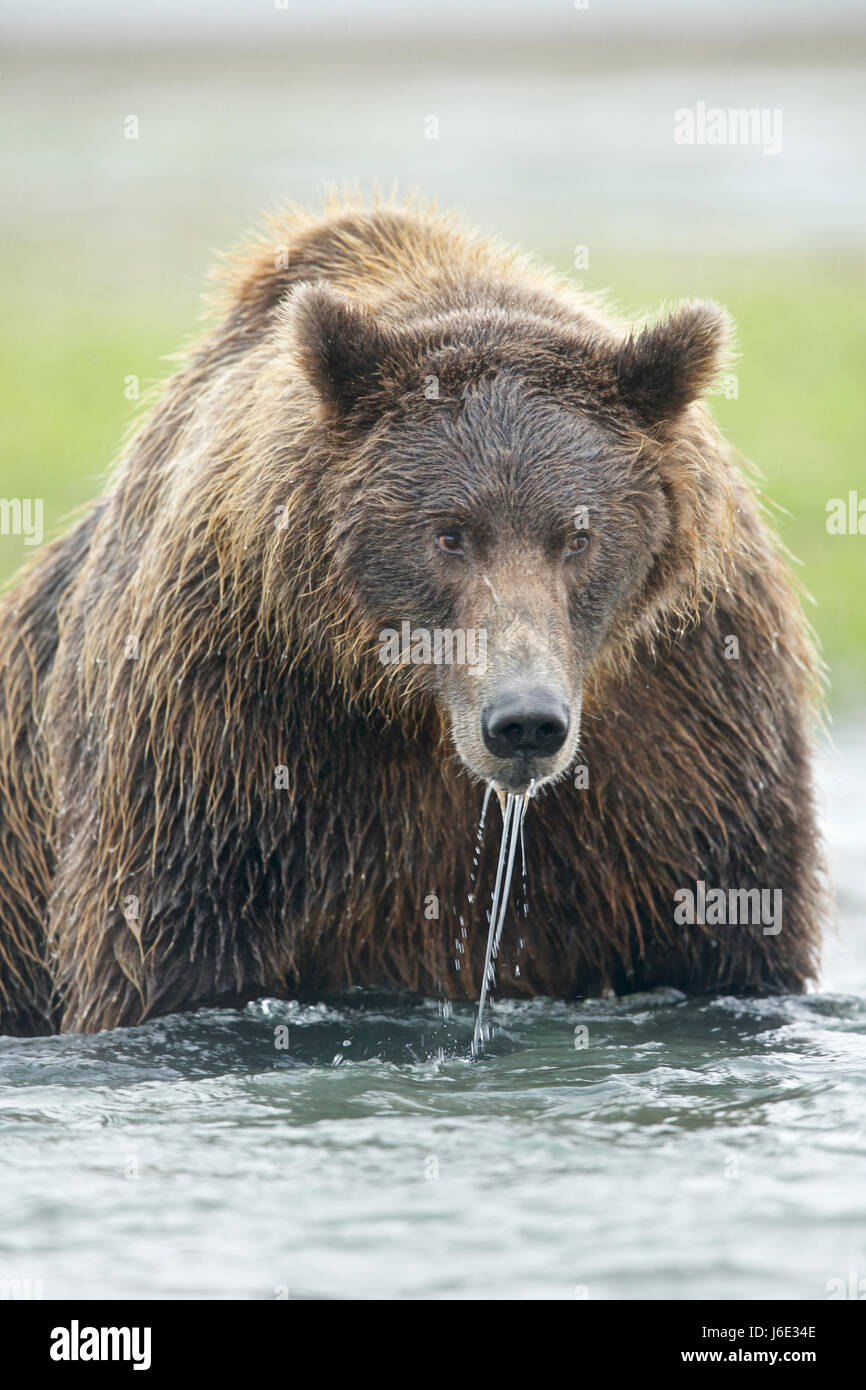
[481,688,570,760]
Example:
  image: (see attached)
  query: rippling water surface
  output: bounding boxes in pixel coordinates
[1,730,864,1300]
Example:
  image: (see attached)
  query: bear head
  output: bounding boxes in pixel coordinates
[280,280,732,796]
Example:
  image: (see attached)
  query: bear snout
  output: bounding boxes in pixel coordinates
[481,687,570,761]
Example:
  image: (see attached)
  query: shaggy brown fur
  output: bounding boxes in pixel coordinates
[0,192,825,1035]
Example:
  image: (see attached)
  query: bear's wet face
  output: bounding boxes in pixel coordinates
[326,376,671,792]
[289,282,729,793]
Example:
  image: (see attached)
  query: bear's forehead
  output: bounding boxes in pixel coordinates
[381,374,635,483]
[368,377,658,527]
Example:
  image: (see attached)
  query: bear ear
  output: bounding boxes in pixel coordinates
[614,301,730,426]
[287,280,393,418]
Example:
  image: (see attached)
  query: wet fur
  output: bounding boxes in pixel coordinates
[0,192,825,1034]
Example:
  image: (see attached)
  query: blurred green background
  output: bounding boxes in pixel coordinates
[1,6,864,705]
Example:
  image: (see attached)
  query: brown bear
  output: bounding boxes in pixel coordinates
[0,193,824,1036]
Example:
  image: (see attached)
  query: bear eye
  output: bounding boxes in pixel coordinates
[565,534,590,558]
[436,531,464,555]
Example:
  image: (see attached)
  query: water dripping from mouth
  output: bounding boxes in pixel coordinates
[472,780,534,1056]
[468,782,494,904]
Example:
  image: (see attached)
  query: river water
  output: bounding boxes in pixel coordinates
[0,726,863,1301]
